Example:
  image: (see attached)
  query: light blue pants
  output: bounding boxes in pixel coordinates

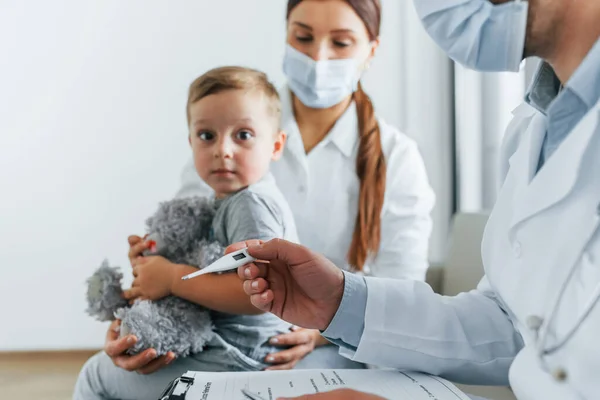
[73,344,364,400]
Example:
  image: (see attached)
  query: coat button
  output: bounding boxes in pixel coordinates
[552,368,568,382]
[526,315,543,331]
[513,241,522,258]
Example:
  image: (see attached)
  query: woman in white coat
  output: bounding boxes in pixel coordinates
[175,0,435,370]
[95,0,434,376]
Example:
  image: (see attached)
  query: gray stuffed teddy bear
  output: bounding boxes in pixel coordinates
[85,196,225,357]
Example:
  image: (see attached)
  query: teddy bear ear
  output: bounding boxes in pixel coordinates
[85,260,128,322]
[144,214,154,230]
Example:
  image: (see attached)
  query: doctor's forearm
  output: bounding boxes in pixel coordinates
[342,278,524,385]
[170,264,264,315]
[372,260,428,281]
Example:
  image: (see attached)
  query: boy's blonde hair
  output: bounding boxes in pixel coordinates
[186,66,281,126]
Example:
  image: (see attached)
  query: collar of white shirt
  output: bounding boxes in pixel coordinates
[279,86,359,158]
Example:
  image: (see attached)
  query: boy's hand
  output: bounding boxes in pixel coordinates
[128,235,149,268]
[124,256,182,301]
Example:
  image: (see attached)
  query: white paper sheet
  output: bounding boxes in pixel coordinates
[181,369,470,400]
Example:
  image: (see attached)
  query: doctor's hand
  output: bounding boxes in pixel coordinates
[230,239,345,331]
[104,320,175,374]
[277,389,385,400]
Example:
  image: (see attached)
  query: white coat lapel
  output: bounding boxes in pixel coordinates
[510,102,600,228]
[507,111,545,227]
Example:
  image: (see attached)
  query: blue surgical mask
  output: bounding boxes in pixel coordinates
[283,44,363,109]
[414,0,529,72]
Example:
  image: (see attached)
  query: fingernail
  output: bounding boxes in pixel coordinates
[166,355,176,365]
[251,281,258,289]
[270,338,278,344]
[147,351,157,360]
[266,356,275,362]
[244,267,251,279]
[127,336,136,344]
[261,292,268,300]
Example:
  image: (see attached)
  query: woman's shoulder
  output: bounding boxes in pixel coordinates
[375,117,434,200]
[376,117,422,161]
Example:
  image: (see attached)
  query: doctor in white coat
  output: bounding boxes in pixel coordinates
[234,0,600,399]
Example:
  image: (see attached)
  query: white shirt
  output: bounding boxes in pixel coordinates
[177,87,435,280]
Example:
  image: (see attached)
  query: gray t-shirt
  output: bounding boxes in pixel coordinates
[206,173,299,367]
[211,173,299,245]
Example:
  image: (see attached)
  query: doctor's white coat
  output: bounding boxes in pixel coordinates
[342,99,600,399]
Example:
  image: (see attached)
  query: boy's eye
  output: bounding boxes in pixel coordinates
[198,131,214,141]
[236,130,253,141]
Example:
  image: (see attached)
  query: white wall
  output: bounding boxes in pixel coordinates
[0,0,451,350]
[455,66,526,212]
[397,0,454,264]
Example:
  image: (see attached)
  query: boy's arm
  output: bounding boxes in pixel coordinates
[170,192,284,315]
[169,263,262,315]
[223,191,285,244]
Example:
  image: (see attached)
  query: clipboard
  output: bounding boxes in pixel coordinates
[157,369,471,400]
[158,373,195,400]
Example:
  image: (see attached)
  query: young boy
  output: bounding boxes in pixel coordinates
[74,67,299,400]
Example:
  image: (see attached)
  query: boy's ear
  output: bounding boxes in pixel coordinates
[271,130,287,161]
[188,134,192,146]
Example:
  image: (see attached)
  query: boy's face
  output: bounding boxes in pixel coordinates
[188,89,286,197]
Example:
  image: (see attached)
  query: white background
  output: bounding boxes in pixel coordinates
[0,0,454,350]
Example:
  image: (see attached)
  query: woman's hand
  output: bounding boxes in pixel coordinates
[264,327,328,370]
[123,256,182,302]
[104,320,175,374]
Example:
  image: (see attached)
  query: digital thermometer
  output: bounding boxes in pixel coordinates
[181,248,256,280]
